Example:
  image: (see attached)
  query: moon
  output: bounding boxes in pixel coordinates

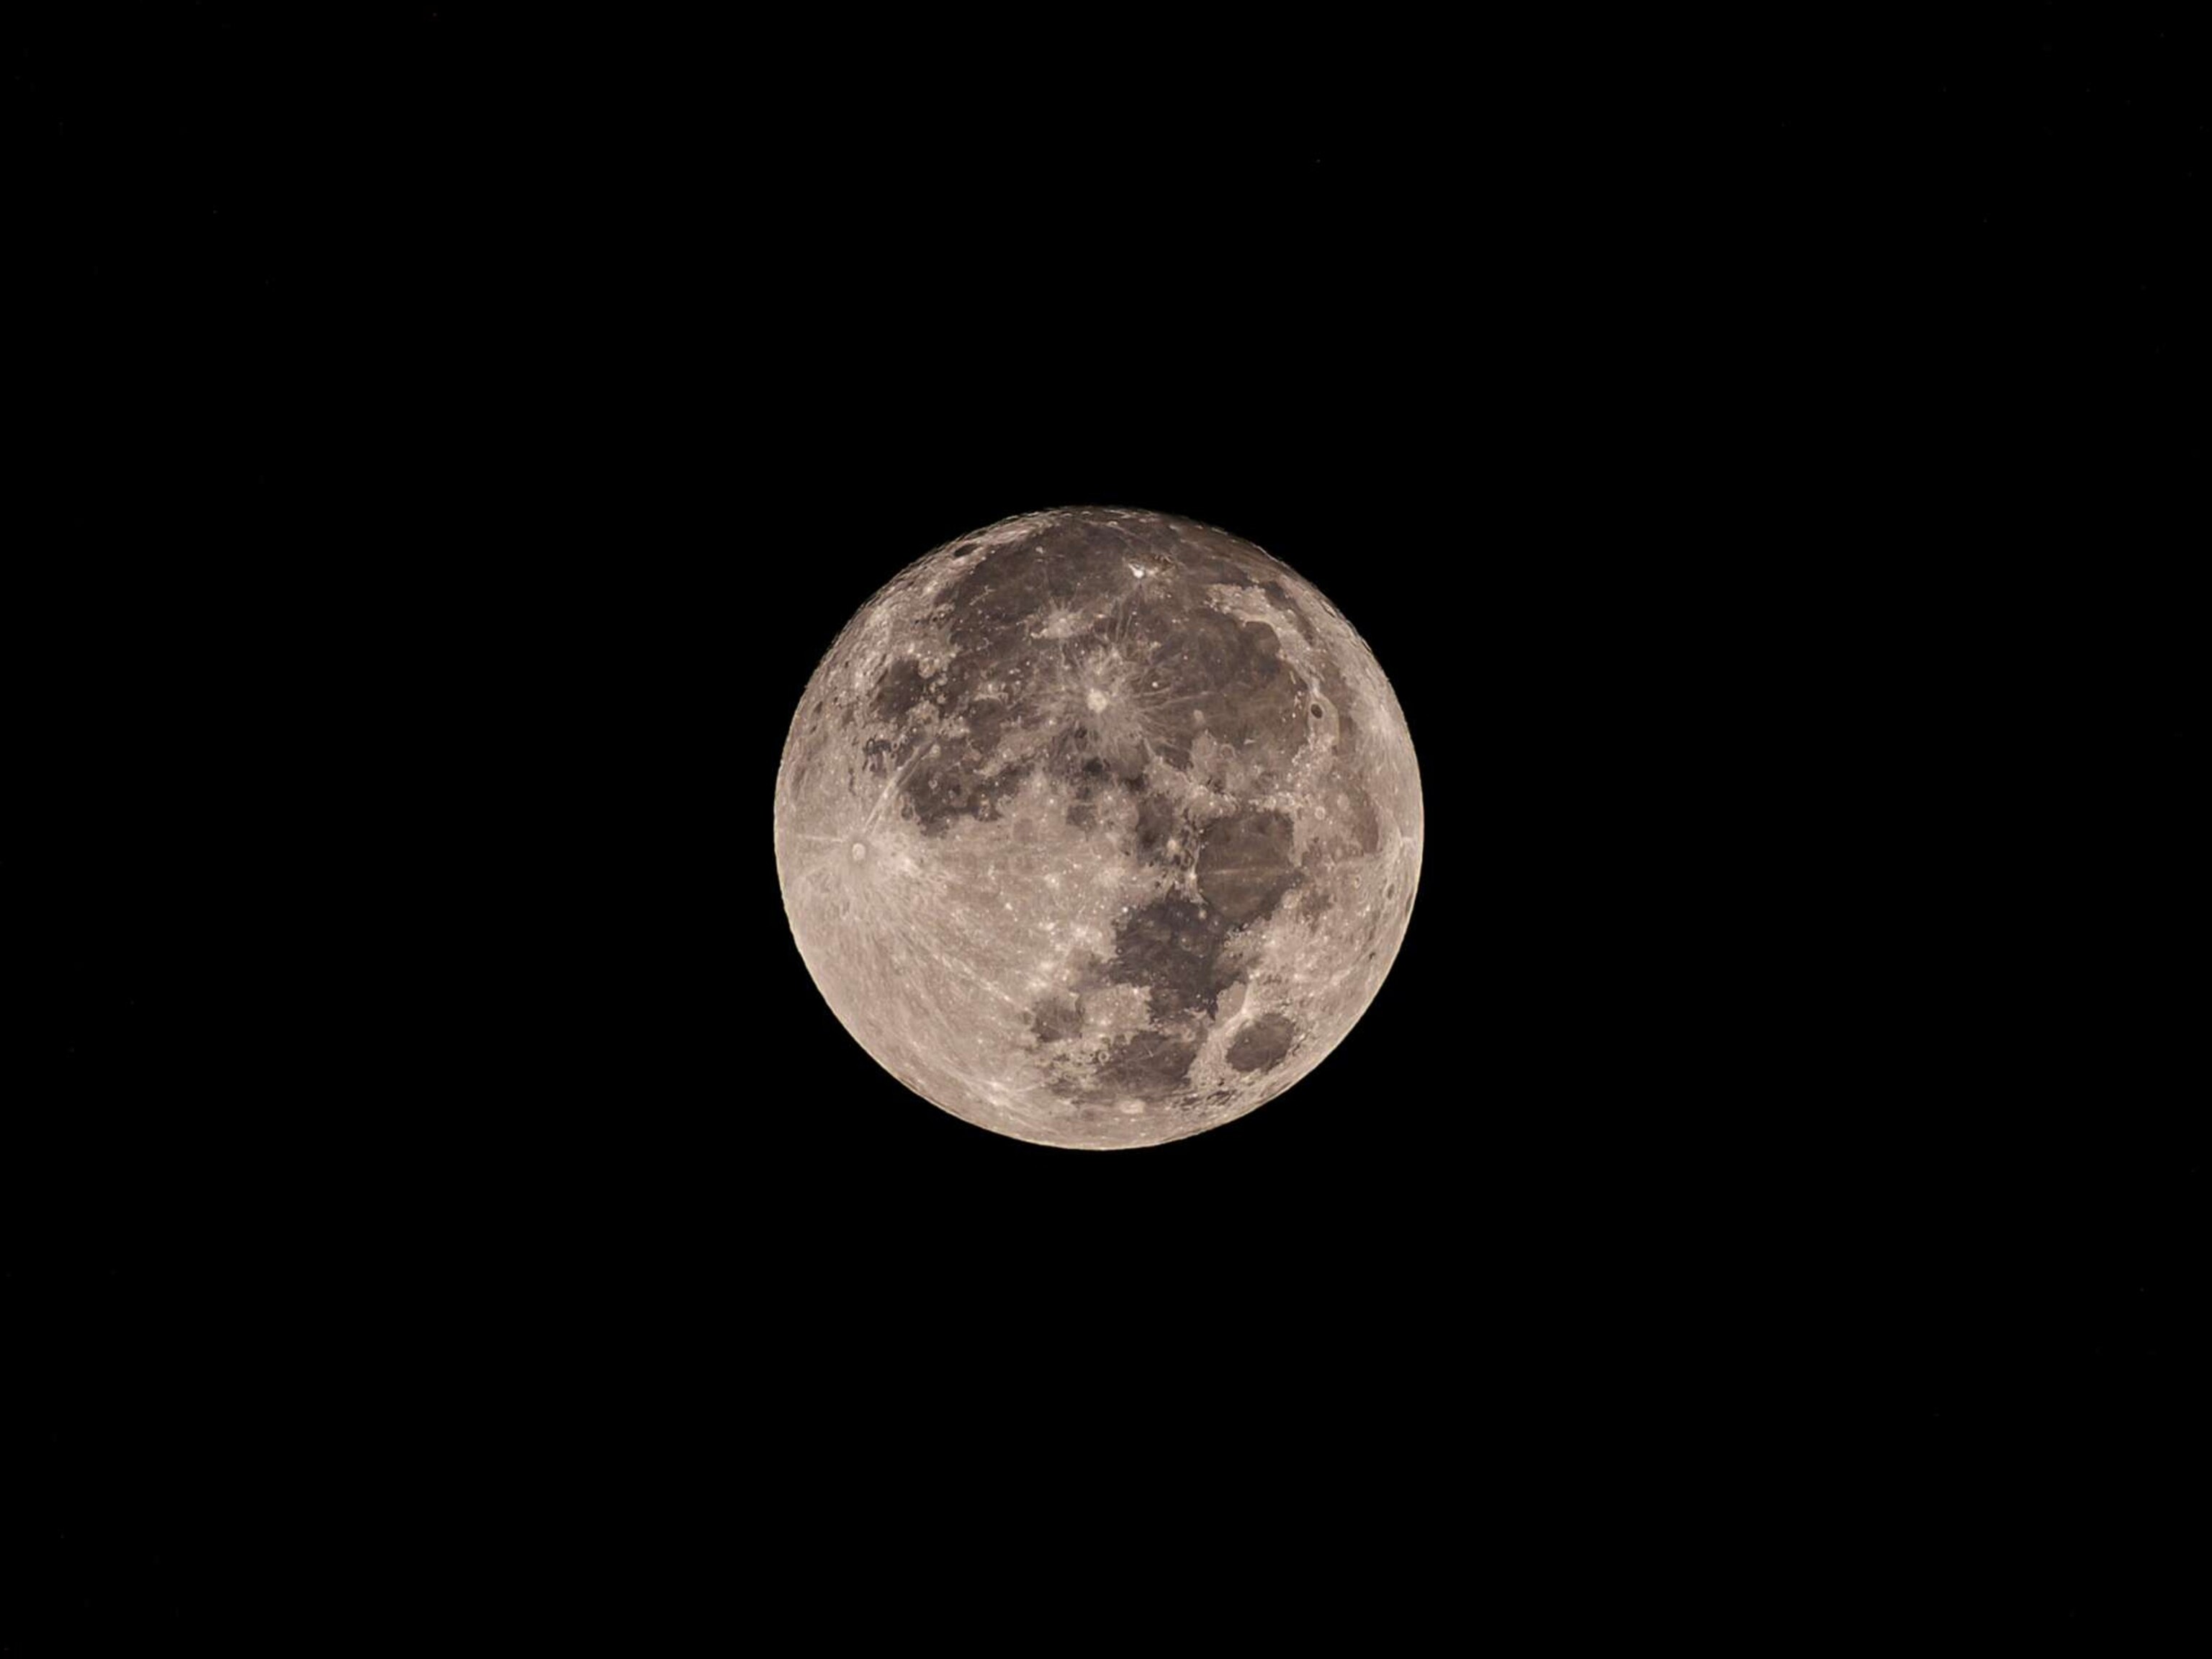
[773,507,1421,1149]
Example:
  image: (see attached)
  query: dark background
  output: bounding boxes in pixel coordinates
[10,5,2200,1647]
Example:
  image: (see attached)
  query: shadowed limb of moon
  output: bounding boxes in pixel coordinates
[773,506,1422,1150]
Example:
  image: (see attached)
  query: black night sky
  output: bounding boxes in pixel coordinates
[11,7,2200,1648]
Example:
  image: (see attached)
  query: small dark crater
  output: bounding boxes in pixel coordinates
[1082,757,1107,778]
[1311,703,1324,719]
[863,735,895,774]
[1226,1013,1298,1074]
[1066,799,1097,830]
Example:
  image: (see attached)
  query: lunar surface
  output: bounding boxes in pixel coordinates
[773,507,1421,1149]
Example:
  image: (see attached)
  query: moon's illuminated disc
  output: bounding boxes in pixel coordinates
[773,507,1422,1149]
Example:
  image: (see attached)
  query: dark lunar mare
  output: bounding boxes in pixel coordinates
[863,511,1315,842]
[1195,809,1298,925]
[1226,1012,1298,1074]
[1085,1029,1205,1100]
[1100,892,1237,1025]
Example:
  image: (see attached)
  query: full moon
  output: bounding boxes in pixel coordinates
[773,507,1422,1149]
